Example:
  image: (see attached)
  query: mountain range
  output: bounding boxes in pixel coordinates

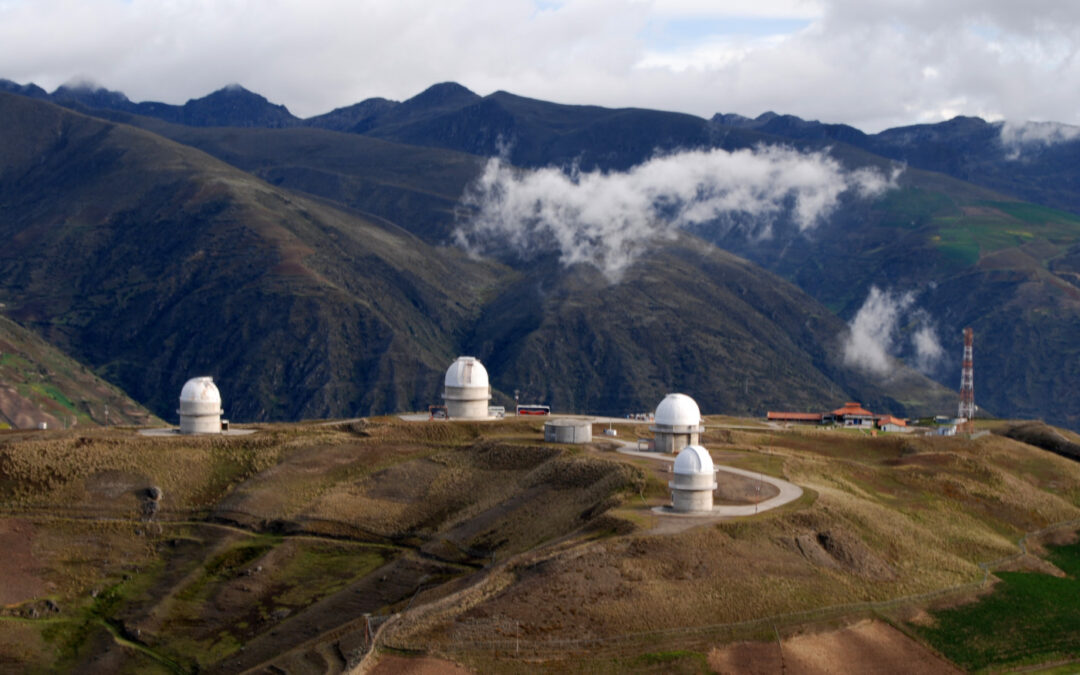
[1,78,1078,429]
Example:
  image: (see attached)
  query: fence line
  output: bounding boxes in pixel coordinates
[379,517,1080,658]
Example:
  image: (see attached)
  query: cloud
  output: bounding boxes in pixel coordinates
[2,1,1080,130]
[454,145,897,279]
[999,120,1080,159]
[843,286,944,377]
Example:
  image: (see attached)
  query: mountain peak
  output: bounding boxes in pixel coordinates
[182,85,297,128]
[404,82,479,108]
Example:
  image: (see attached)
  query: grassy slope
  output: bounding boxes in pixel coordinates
[0,314,157,429]
[0,419,636,671]
[392,423,1080,672]
[1,418,1079,671]
[916,537,1080,670]
[0,92,505,422]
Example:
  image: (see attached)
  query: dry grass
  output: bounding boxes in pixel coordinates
[4,417,1080,672]
[401,425,1080,665]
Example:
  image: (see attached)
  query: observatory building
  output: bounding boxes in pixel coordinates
[650,393,704,453]
[544,418,592,443]
[178,376,224,434]
[670,444,717,513]
[443,356,492,419]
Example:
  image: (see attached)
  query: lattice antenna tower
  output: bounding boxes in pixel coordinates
[957,327,975,424]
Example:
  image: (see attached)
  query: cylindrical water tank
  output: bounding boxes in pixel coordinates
[544,419,592,443]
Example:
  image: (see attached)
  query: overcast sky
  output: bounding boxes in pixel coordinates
[0,0,1077,132]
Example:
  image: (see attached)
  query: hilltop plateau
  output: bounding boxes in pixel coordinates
[1,415,1078,672]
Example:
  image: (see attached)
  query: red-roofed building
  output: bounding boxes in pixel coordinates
[876,415,908,433]
[766,411,824,424]
[828,402,875,428]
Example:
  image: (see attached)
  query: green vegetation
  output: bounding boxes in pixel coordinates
[876,188,957,229]
[272,543,388,607]
[929,200,1080,266]
[914,537,1080,670]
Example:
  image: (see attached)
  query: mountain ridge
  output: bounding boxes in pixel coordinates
[0,92,958,423]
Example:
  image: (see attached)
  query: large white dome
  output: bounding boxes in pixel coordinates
[444,356,489,389]
[180,376,221,405]
[654,393,702,427]
[673,445,714,476]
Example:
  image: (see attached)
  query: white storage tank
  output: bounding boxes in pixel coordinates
[544,418,592,443]
[442,356,492,419]
[650,393,704,453]
[178,376,224,434]
[670,444,717,513]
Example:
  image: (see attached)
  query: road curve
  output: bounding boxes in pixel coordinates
[606,439,803,517]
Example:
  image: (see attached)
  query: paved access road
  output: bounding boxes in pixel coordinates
[608,439,803,517]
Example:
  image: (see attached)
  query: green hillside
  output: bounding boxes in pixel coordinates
[0,315,157,429]
[0,92,956,423]
[0,92,504,422]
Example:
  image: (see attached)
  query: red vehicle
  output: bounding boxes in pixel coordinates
[516,404,550,416]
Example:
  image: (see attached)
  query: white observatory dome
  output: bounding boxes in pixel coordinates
[673,444,714,476]
[670,444,717,512]
[442,356,492,420]
[178,376,223,434]
[654,393,702,428]
[444,356,489,389]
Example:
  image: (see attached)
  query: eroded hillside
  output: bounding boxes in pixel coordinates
[1,417,1078,672]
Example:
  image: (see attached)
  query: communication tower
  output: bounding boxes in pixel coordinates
[957,327,975,432]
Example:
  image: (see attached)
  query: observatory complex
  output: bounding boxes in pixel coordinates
[650,393,704,453]
[178,376,224,434]
[670,445,718,512]
[443,356,492,419]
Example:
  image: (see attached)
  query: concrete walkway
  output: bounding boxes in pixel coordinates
[608,438,803,518]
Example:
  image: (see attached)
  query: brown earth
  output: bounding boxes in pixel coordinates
[368,654,473,675]
[0,518,45,605]
[708,620,961,675]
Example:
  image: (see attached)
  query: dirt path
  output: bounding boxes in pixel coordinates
[366,654,472,674]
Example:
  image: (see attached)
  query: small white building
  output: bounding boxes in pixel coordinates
[178,376,223,434]
[544,418,592,443]
[442,356,492,420]
[650,393,704,453]
[670,445,717,513]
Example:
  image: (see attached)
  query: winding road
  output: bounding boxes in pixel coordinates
[606,438,804,517]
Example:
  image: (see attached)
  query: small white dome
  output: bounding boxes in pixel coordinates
[180,376,221,405]
[444,356,489,389]
[673,445,714,476]
[654,393,702,427]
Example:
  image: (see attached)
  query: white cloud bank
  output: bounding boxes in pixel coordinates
[3,1,1080,130]
[999,120,1080,159]
[843,286,944,377]
[454,146,897,279]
